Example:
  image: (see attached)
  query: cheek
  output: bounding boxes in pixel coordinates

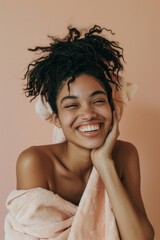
[58,111,77,128]
[99,105,112,121]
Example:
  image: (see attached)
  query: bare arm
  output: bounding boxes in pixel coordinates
[100,142,154,240]
[91,110,154,240]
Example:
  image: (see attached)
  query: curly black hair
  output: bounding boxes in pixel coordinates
[24,25,124,115]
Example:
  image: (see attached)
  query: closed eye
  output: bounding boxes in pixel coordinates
[93,100,106,104]
[64,104,79,108]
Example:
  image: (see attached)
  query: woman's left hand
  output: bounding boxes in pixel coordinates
[91,106,120,172]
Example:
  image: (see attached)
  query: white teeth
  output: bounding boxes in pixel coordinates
[78,124,101,132]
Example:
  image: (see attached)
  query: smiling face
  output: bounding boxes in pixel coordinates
[53,74,113,149]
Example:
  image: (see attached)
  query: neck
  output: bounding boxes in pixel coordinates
[63,141,93,180]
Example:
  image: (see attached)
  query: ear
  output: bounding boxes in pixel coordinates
[52,113,62,128]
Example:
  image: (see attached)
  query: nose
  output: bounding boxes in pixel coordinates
[79,105,98,120]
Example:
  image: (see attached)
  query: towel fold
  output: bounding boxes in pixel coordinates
[5,167,120,240]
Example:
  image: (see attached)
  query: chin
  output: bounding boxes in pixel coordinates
[80,138,105,150]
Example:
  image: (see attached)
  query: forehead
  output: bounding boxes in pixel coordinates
[58,74,106,98]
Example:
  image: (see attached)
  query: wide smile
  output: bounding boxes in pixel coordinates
[76,123,104,138]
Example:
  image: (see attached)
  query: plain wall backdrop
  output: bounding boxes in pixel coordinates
[0,0,160,239]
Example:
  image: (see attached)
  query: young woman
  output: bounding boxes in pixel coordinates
[15,25,154,239]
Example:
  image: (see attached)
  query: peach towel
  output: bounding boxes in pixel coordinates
[5,167,120,240]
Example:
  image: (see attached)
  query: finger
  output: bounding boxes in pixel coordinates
[109,111,117,134]
[112,101,121,123]
[112,111,119,134]
[114,111,120,137]
[116,106,121,123]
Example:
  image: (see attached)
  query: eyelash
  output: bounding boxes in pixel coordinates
[64,104,78,108]
[64,100,106,109]
[93,100,105,104]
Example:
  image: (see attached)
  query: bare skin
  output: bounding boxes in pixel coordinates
[17,140,124,206]
[16,74,154,239]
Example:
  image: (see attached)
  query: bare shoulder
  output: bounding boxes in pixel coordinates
[114,139,138,158]
[116,139,140,178]
[113,140,139,178]
[114,139,140,178]
[16,145,54,190]
[114,140,148,216]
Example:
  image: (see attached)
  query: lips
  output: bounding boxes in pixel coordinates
[78,123,101,132]
[76,122,103,138]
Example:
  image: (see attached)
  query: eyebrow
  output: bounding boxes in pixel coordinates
[60,90,107,105]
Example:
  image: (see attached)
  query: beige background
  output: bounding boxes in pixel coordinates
[0,0,160,239]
